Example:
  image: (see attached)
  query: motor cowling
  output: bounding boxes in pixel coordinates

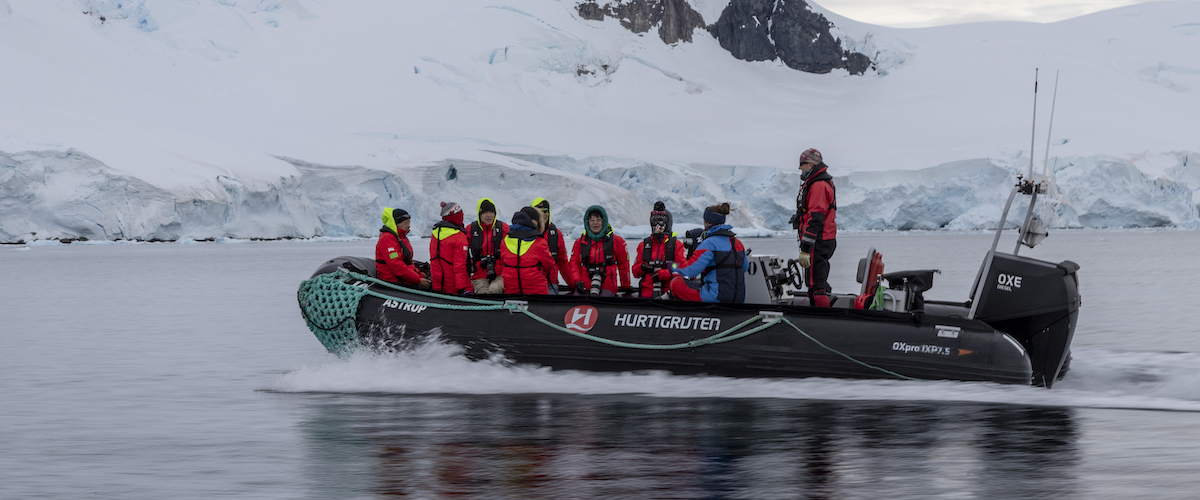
[972,253,1081,387]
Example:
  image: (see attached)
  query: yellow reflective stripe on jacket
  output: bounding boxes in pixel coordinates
[432,226,461,240]
[504,236,533,256]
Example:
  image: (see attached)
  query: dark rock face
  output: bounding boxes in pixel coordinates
[761,0,871,74]
[577,0,707,45]
[705,0,776,61]
[578,0,872,75]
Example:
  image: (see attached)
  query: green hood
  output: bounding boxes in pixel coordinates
[582,205,611,240]
[381,207,399,234]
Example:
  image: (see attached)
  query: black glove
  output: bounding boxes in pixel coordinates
[574,282,588,295]
[459,289,474,296]
[640,263,654,275]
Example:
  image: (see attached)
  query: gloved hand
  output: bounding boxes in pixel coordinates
[656,269,672,282]
[797,252,812,268]
[640,263,654,275]
[459,289,474,296]
[574,282,588,295]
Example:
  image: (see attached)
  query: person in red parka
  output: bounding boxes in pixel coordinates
[632,201,687,298]
[500,207,557,295]
[428,201,472,295]
[531,197,575,294]
[791,148,837,307]
[376,207,430,287]
[467,198,509,294]
[569,205,630,297]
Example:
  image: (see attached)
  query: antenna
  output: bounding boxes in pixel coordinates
[1041,71,1060,182]
[1028,68,1039,179]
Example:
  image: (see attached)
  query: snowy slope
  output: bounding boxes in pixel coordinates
[1,0,1198,242]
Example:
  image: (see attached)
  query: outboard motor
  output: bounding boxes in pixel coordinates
[971,253,1080,387]
[968,176,1081,388]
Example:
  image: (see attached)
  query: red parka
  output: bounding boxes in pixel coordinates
[467,198,509,281]
[376,228,423,285]
[570,233,631,294]
[429,222,471,294]
[501,233,557,295]
[631,233,687,298]
[797,163,837,252]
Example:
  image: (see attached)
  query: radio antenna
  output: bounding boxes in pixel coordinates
[1028,68,1039,179]
[1041,71,1060,181]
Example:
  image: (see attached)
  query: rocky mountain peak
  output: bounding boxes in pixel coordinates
[577,0,873,75]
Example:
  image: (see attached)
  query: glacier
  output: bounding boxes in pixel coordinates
[2,147,1196,244]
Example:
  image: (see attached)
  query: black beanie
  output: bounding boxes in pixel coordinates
[519,206,542,224]
[653,200,666,212]
[479,199,496,215]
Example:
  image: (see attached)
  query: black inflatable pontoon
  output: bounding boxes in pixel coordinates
[298,178,1080,387]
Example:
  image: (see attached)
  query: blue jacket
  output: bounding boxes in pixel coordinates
[672,225,749,303]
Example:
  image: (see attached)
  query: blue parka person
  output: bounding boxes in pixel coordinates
[668,203,749,303]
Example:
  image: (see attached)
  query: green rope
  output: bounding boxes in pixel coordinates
[297,270,919,381]
[336,269,506,306]
[779,318,917,381]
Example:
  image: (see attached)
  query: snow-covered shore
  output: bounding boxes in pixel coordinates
[2,0,1198,242]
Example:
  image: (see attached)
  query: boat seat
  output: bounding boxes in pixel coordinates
[854,247,885,309]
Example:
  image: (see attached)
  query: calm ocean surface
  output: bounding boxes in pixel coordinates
[3,229,1200,499]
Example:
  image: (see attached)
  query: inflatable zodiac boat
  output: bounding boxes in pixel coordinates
[298,178,1079,387]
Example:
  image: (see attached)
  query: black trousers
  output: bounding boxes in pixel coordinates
[805,239,837,298]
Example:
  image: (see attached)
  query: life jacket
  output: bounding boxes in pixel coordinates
[638,234,679,289]
[579,234,616,277]
[545,223,561,259]
[702,229,746,303]
[467,221,504,275]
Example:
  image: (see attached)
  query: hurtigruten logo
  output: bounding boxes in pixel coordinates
[614,313,721,331]
[565,305,599,333]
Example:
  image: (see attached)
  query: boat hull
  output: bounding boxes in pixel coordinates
[348,281,1033,385]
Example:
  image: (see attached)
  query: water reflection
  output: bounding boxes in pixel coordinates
[298,395,1078,499]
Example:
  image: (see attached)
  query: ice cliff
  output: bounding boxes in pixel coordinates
[2,148,1196,244]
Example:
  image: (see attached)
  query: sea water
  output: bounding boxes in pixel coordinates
[2,230,1200,499]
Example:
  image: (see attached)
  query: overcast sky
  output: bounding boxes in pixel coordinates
[817,0,1189,27]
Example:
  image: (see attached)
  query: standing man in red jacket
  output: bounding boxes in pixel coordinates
[376,207,430,287]
[428,201,472,295]
[632,201,686,298]
[531,197,575,294]
[792,148,837,307]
